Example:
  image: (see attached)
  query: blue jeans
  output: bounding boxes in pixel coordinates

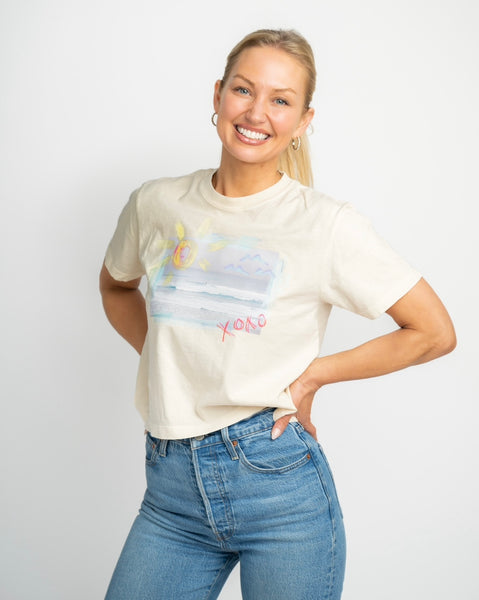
[105,409,346,599]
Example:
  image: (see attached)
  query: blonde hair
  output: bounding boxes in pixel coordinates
[219,29,316,187]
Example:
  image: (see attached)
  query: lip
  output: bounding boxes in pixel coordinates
[234,124,271,145]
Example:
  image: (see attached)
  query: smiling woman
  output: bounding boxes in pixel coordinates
[213,45,314,192]
[100,28,455,600]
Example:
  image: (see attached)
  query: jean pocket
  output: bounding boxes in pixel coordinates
[145,432,160,465]
[236,424,312,474]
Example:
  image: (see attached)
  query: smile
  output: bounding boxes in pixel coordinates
[235,126,270,141]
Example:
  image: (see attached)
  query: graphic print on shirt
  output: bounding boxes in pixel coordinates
[147,219,283,341]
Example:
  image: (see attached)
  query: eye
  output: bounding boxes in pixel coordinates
[274,98,289,106]
[234,86,250,95]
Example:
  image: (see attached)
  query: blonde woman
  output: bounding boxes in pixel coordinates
[100,29,455,600]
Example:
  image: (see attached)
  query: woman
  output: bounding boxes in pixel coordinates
[100,29,455,600]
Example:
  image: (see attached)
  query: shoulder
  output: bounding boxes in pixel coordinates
[285,177,349,226]
[282,179,384,249]
[134,169,214,209]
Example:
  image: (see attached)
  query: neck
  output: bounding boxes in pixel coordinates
[213,152,281,197]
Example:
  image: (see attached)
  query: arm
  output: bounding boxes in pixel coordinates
[99,262,148,354]
[272,278,456,439]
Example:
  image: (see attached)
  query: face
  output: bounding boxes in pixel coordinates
[213,46,314,171]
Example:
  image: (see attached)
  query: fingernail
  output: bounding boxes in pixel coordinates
[271,427,281,440]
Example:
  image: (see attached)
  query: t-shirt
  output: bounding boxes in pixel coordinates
[105,168,421,439]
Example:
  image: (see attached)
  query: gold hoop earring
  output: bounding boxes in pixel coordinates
[211,112,218,127]
[291,137,301,151]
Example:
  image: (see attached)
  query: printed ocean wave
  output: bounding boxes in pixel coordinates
[151,288,264,319]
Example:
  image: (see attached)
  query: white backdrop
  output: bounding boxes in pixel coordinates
[1,1,478,598]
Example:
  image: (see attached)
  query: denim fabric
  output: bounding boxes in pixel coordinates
[105,409,346,599]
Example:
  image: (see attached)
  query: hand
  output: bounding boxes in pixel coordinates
[271,376,319,440]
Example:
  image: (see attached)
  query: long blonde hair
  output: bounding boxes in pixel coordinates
[219,29,316,187]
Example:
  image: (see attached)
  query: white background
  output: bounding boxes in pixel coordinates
[1,1,478,598]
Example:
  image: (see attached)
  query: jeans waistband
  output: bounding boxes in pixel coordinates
[150,408,276,455]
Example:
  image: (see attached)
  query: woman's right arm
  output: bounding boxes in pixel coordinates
[99,262,147,354]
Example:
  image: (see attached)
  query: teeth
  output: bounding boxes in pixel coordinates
[236,126,268,140]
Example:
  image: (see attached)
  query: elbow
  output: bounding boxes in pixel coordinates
[440,328,457,356]
[407,318,457,365]
[429,320,457,358]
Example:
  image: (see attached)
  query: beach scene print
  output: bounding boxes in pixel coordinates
[148,219,283,341]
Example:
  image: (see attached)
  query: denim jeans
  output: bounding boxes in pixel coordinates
[105,409,346,599]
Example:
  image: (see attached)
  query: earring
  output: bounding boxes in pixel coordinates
[211,112,218,127]
[291,137,301,151]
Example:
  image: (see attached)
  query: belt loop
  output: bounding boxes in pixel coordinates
[158,439,168,457]
[221,426,239,460]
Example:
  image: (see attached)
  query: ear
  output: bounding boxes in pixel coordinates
[213,80,223,113]
[294,107,315,138]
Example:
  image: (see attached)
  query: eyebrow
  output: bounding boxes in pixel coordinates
[232,74,297,94]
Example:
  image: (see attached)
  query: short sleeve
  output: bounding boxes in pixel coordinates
[104,188,145,281]
[322,203,422,319]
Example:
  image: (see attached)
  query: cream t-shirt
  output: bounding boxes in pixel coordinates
[105,169,421,439]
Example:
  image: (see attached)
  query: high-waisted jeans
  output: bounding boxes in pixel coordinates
[105,409,346,599]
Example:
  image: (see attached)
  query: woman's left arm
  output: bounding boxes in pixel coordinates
[272,278,456,439]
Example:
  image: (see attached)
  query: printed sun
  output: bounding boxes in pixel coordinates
[150,219,230,286]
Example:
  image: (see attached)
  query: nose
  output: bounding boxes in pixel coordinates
[245,96,267,124]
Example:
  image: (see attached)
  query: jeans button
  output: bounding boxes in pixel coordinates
[194,435,205,441]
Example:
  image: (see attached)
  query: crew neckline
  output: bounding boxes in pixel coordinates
[199,168,294,212]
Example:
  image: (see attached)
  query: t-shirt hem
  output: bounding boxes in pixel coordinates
[104,253,144,282]
[145,406,275,440]
[369,271,422,319]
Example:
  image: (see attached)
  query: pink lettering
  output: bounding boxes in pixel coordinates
[217,321,235,342]
[234,318,245,331]
[245,316,257,333]
[218,314,267,341]
[258,314,267,328]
